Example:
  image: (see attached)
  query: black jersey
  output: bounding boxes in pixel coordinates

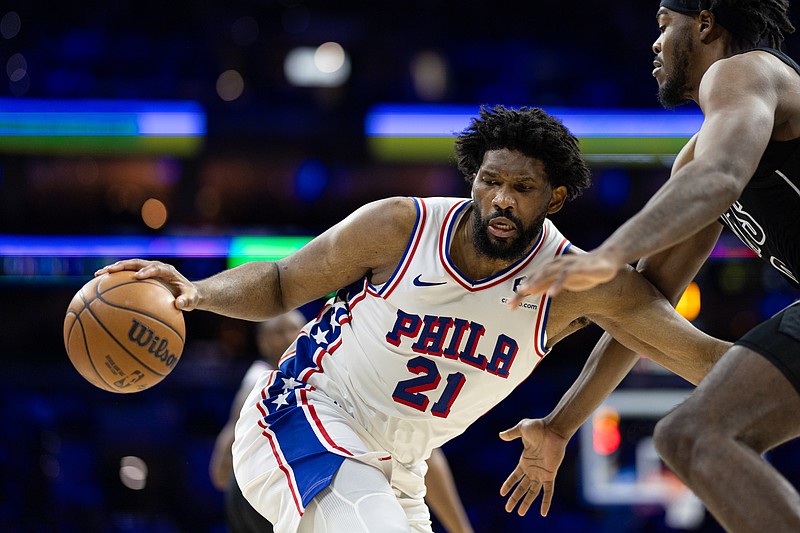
[718,47,800,290]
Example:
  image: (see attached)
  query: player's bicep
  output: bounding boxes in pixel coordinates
[693,61,776,182]
[275,197,417,309]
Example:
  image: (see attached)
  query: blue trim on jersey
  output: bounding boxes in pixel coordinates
[539,295,553,355]
[442,203,471,277]
[375,197,423,296]
[259,374,346,507]
[538,239,570,354]
[278,298,350,379]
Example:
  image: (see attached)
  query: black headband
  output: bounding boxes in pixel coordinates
[659,0,700,15]
[659,0,761,45]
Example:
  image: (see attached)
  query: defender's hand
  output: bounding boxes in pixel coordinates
[509,251,624,306]
[499,418,568,517]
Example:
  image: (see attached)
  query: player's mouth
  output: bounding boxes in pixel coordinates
[488,217,517,238]
[652,58,663,77]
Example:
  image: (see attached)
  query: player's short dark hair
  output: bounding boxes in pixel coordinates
[454,105,591,202]
[705,0,794,49]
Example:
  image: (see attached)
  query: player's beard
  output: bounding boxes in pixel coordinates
[471,208,545,262]
[658,33,694,109]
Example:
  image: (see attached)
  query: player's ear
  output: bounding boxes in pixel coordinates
[547,185,568,214]
[698,9,720,43]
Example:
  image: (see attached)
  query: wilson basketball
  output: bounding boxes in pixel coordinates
[63,270,186,393]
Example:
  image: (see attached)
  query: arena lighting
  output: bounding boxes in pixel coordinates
[675,281,701,321]
[365,104,703,165]
[284,43,351,88]
[580,389,694,504]
[0,98,206,156]
[0,235,229,258]
[0,234,754,261]
[0,235,313,281]
[592,407,621,456]
[227,236,314,267]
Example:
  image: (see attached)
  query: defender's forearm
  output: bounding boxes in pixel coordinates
[545,333,639,439]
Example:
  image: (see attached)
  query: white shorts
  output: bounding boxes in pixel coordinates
[232,369,433,533]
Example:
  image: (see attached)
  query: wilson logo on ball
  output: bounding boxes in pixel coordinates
[127,318,180,368]
[64,271,186,393]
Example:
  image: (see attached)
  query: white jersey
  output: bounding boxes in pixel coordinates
[278,197,571,465]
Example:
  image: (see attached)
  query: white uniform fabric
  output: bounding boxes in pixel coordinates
[233,197,571,532]
[297,458,413,533]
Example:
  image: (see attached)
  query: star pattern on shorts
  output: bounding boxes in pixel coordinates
[312,327,328,345]
[281,376,301,391]
[272,390,291,408]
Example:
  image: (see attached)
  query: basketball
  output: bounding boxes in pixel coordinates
[63,270,186,393]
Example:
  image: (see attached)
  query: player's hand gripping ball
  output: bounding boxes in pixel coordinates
[63,270,186,393]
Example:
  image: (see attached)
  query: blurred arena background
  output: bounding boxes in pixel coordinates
[2,1,800,531]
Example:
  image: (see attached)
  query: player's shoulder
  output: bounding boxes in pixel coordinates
[717,49,782,67]
[353,196,417,227]
[351,196,470,240]
[699,52,787,112]
[706,50,788,86]
[369,196,469,225]
[343,197,424,252]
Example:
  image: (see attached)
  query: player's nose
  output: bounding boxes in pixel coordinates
[492,185,517,211]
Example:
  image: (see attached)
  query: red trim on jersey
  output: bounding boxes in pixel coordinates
[382,198,427,299]
[252,373,304,515]
[532,292,550,358]
[532,237,571,357]
[346,281,370,310]
[255,371,279,418]
[314,302,332,322]
[278,348,298,368]
[555,238,570,256]
[341,283,379,327]
[262,427,304,515]
[298,347,327,382]
[440,206,549,291]
[299,388,354,456]
[328,338,343,354]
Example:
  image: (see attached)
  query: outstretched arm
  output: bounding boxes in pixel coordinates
[517,53,778,297]
[499,332,639,517]
[501,227,728,516]
[541,222,723,434]
[95,197,417,321]
[577,259,729,385]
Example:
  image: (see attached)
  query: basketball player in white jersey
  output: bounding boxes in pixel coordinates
[210,312,475,533]
[97,105,729,532]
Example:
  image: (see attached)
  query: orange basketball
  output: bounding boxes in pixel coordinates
[63,270,186,393]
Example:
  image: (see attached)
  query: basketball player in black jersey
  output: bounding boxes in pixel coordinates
[499,1,800,531]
